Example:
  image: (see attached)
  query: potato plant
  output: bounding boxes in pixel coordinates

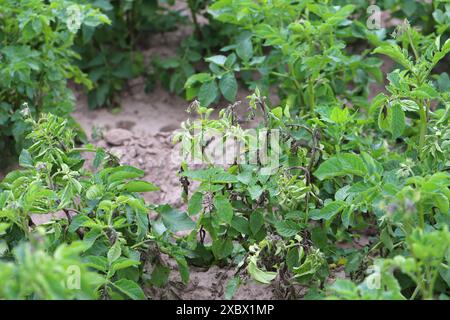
[185,0,383,111]
[74,0,187,109]
[176,10,450,298]
[147,0,237,96]
[175,76,450,298]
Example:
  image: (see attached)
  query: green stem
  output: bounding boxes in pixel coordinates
[427,268,440,300]
[418,102,427,156]
[410,283,420,300]
[188,1,202,40]
[307,80,315,113]
[70,147,96,153]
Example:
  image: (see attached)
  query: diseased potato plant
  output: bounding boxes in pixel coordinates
[0,0,449,300]
[0,0,108,161]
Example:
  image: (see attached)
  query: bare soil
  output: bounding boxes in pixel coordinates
[6,3,396,299]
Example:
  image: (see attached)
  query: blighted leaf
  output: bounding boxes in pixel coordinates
[390,104,405,139]
[219,73,237,102]
[344,252,363,275]
[205,55,227,66]
[341,207,353,228]
[247,259,277,284]
[275,220,302,237]
[250,211,264,235]
[122,180,159,193]
[314,153,368,180]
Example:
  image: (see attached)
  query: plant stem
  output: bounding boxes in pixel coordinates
[307,80,315,113]
[188,1,202,40]
[407,29,419,62]
[70,147,96,153]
